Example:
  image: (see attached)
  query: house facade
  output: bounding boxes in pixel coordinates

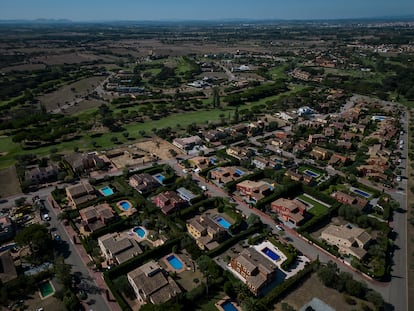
[271,198,306,226]
[230,247,278,296]
[127,260,182,305]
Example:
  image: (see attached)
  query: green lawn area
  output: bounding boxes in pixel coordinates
[297,194,330,216]
[0,85,307,169]
[196,291,225,311]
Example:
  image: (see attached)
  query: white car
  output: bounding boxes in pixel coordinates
[276,225,284,231]
[43,213,51,221]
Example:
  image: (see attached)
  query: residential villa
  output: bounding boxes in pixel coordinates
[65,181,97,208]
[25,164,59,185]
[331,191,368,209]
[188,156,212,171]
[153,191,187,215]
[172,135,202,151]
[79,203,115,232]
[210,166,250,184]
[98,232,143,265]
[129,173,160,194]
[186,215,226,250]
[64,152,109,174]
[236,180,272,203]
[271,198,306,226]
[310,146,330,160]
[321,224,372,259]
[127,260,182,305]
[230,247,278,296]
[226,146,249,161]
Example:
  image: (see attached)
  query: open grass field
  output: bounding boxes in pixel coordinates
[273,273,373,311]
[297,194,330,216]
[0,85,306,169]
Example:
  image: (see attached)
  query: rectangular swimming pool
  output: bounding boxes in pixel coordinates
[154,173,165,183]
[216,217,231,229]
[221,301,238,311]
[167,255,183,270]
[351,188,371,198]
[100,186,114,196]
[261,247,280,261]
[304,169,320,178]
[39,281,54,298]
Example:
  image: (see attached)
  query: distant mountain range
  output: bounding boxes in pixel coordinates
[0,15,413,25]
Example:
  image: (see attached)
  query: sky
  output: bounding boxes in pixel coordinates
[1,0,413,21]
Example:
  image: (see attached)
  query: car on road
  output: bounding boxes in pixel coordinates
[276,225,284,231]
[396,176,402,182]
[201,185,207,191]
[43,213,51,221]
[53,234,61,241]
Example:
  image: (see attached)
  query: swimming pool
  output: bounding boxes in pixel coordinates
[216,217,231,229]
[133,227,146,238]
[351,188,371,198]
[235,169,244,176]
[154,173,165,183]
[304,169,320,178]
[39,281,54,298]
[221,301,238,311]
[261,247,280,261]
[166,254,183,270]
[119,201,131,211]
[100,186,114,196]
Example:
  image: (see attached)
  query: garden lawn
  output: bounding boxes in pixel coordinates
[297,194,329,216]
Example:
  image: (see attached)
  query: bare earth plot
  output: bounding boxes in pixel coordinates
[273,273,374,311]
[0,166,20,197]
[134,139,184,160]
[38,76,106,112]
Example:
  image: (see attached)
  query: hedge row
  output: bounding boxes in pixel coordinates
[103,273,131,311]
[255,182,302,210]
[297,202,341,233]
[206,223,262,258]
[260,262,314,307]
[224,170,264,193]
[89,218,130,240]
[268,237,298,271]
[302,184,337,205]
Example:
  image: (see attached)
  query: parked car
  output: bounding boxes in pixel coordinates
[276,225,284,231]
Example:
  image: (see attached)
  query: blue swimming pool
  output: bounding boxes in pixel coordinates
[235,169,244,176]
[261,247,280,261]
[100,186,114,196]
[221,301,238,311]
[216,217,231,229]
[167,255,183,270]
[352,188,371,198]
[119,201,131,211]
[304,169,320,178]
[154,173,165,183]
[133,227,146,238]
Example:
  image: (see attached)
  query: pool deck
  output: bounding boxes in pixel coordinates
[253,241,287,266]
[161,253,187,274]
[116,200,137,217]
[215,297,242,311]
[39,280,56,300]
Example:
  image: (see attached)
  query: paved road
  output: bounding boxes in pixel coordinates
[45,195,113,311]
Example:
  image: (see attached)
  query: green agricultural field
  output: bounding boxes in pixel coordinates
[297,194,330,216]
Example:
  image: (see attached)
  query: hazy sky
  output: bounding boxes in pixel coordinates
[1,0,413,21]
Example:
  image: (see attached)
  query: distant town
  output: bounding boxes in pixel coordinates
[0,19,413,311]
